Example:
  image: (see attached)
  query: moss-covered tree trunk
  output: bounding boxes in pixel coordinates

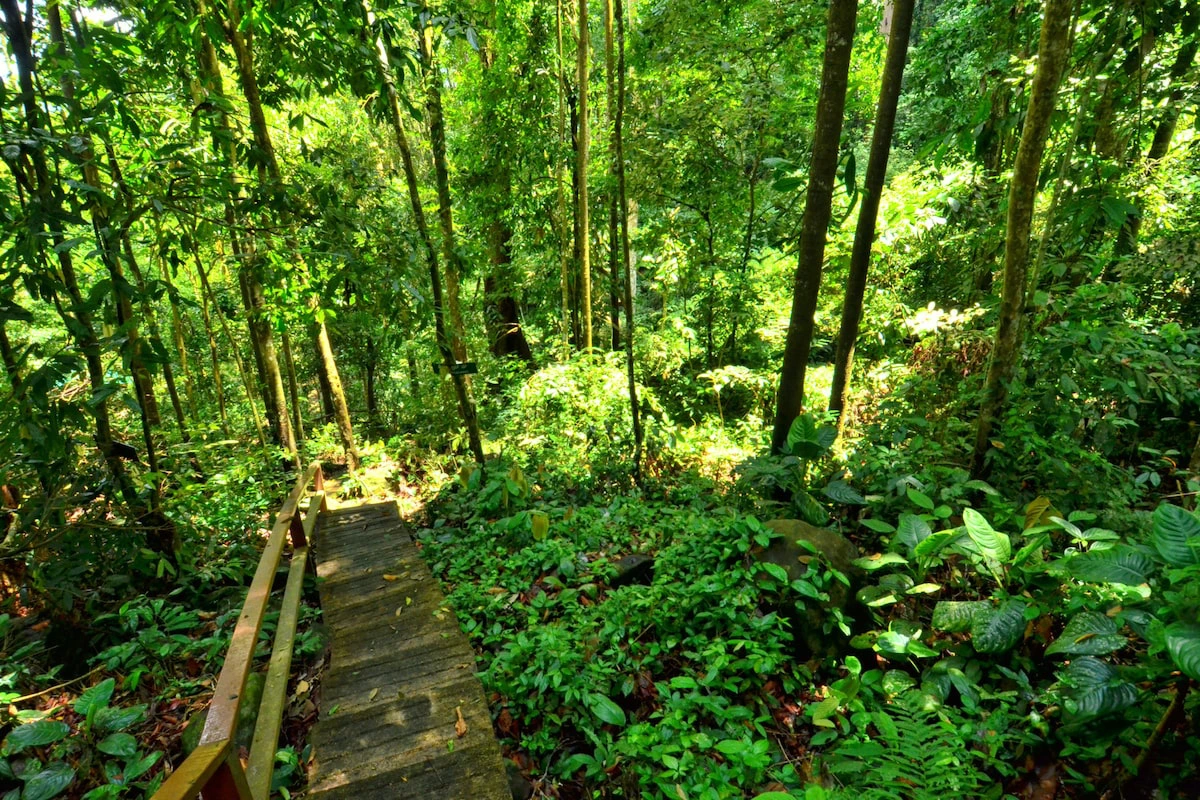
[827,0,915,431]
[969,0,1073,478]
[770,0,858,453]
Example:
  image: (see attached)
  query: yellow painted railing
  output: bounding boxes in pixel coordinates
[152,462,326,800]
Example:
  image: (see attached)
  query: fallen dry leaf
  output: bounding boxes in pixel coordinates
[383,574,399,581]
[454,706,467,738]
[369,688,380,702]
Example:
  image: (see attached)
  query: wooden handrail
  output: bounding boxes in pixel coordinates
[152,462,326,800]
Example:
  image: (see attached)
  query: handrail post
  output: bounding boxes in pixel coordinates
[200,752,252,800]
[288,511,308,549]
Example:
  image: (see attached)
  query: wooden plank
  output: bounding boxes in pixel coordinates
[200,462,319,747]
[152,741,230,800]
[307,501,510,799]
[245,546,309,800]
[200,752,253,800]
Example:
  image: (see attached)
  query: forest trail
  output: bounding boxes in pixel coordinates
[306,502,509,799]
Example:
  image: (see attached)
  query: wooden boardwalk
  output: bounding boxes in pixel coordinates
[306,502,510,799]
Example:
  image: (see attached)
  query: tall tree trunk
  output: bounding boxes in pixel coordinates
[360,0,484,463]
[0,320,18,394]
[224,1,355,469]
[193,249,268,447]
[577,0,593,351]
[281,331,305,444]
[969,0,1073,478]
[1,0,136,504]
[615,0,642,482]
[476,39,534,363]
[605,0,621,352]
[418,20,469,362]
[185,235,232,436]
[827,0,915,429]
[770,0,859,454]
[1111,35,1198,264]
[48,3,161,453]
[557,0,573,355]
[154,217,199,424]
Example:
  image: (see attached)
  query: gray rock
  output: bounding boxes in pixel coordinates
[609,553,654,588]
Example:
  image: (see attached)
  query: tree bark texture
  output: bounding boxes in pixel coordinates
[827,0,915,428]
[970,0,1074,478]
[577,0,593,351]
[770,0,858,454]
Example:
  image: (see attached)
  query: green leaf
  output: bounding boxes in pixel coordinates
[122,750,161,781]
[823,480,866,505]
[96,733,138,759]
[971,601,1026,654]
[1066,546,1153,585]
[74,679,115,717]
[1046,612,1126,657]
[1152,503,1200,567]
[906,488,934,511]
[851,553,907,571]
[962,508,1011,561]
[1165,623,1200,681]
[859,518,895,534]
[895,514,932,554]
[914,528,963,558]
[1061,657,1138,720]
[794,491,828,527]
[586,693,626,727]
[5,721,70,754]
[931,600,988,633]
[752,793,796,800]
[21,763,74,800]
[93,705,145,733]
[760,562,789,584]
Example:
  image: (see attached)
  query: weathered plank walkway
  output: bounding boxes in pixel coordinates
[306,502,510,799]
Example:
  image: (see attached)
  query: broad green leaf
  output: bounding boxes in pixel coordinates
[906,583,942,595]
[896,514,932,555]
[1164,623,1200,681]
[1045,612,1126,657]
[586,693,626,727]
[96,733,138,759]
[530,512,549,542]
[93,705,145,733]
[794,491,828,526]
[971,601,1026,653]
[5,721,69,754]
[1066,546,1153,586]
[21,763,74,800]
[1152,503,1200,567]
[1061,657,1138,719]
[73,679,115,716]
[122,750,161,781]
[857,586,899,607]
[751,793,796,800]
[906,488,934,511]
[851,553,907,571]
[714,739,745,756]
[786,414,825,458]
[931,601,988,633]
[759,562,789,584]
[914,528,963,558]
[859,518,895,534]
[962,508,1011,561]
[1024,497,1059,530]
[823,480,866,505]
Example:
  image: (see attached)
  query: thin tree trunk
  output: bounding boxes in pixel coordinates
[154,218,199,424]
[185,230,233,435]
[970,0,1073,477]
[557,0,572,355]
[827,0,915,429]
[1112,37,1198,263]
[2,0,136,504]
[577,0,593,351]
[224,2,353,469]
[770,0,859,454]
[360,0,484,463]
[281,331,305,444]
[194,252,268,447]
[605,0,621,352]
[419,20,469,362]
[615,0,642,482]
